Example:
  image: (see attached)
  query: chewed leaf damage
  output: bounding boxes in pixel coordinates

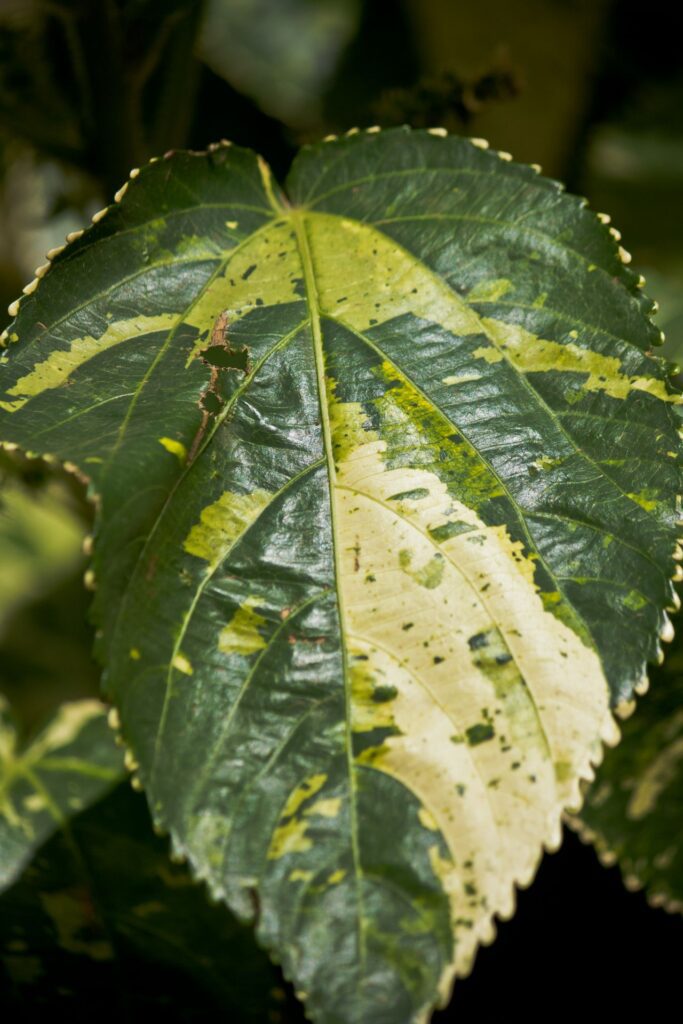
[0,128,680,1024]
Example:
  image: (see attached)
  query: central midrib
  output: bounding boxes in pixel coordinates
[290,208,369,970]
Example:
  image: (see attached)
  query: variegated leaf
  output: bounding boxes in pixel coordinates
[574,603,683,913]
[0,127,680,1023]
[0,775,304,1021]
[0,698,122,889]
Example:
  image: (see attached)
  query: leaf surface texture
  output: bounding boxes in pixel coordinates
[0,128,680,1022]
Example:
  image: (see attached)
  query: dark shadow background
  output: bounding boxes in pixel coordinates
[1,0,681,1019]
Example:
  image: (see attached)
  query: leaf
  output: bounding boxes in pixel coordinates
[0,773,305,1021]
[0,127,680,1022]
[0,698,122,889]
[0,472,85,633]
[198,0,360,126]
[573,603,683,913]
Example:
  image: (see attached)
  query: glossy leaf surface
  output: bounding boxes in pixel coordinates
[0,128,680,1022]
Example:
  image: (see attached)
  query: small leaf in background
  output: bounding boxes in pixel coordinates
[0,127,679,1021]
[574,603,683,913]
[0,699,123,890]
[199,0,361,126]
[0,781,305,1021]
[0,472,85,632]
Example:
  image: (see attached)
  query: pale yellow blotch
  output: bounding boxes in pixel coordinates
[23,793,46,813]
[442,373,482,386]
[289,869,314,882]
[473,317,680,404]
[268,817,313,859]
[466,278,512,303]
[305,213,482,336]
[626,489,660,512]
[159,436,187,462]
[282,774,327,818]
[0,314,179,412]
[331,401,615,989]
[172,654,193,676]
[226,220,239,229]
[418,807,439,831]
[327,869,346,884]
[183,488,272,565]
[218,596,267,657]
[129,647,141,660]
[268,774,329,860]
[185,219,303,362]
[305,798,342,818]
[29,701,103,760]
[627,737,683,820]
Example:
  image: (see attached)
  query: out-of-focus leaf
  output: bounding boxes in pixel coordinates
[574,607,683,913]
[0,699,123,890]
[198,0,360,126]
[0,750,304,1020]
[0,474,85,633]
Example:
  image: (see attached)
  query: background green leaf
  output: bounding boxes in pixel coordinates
[0,699,122,889]
[199,0,361,127]
[574,599,683,913]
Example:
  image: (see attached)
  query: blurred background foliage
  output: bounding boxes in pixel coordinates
[0,0,681,1017]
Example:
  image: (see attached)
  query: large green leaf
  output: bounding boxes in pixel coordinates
[0,127,680,1022]
[0,698,122,889]
[573,602,683,913]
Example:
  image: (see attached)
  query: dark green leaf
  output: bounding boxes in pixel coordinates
[0,699,122,889]
[0,778,304,1021]
[574,601,683,913]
